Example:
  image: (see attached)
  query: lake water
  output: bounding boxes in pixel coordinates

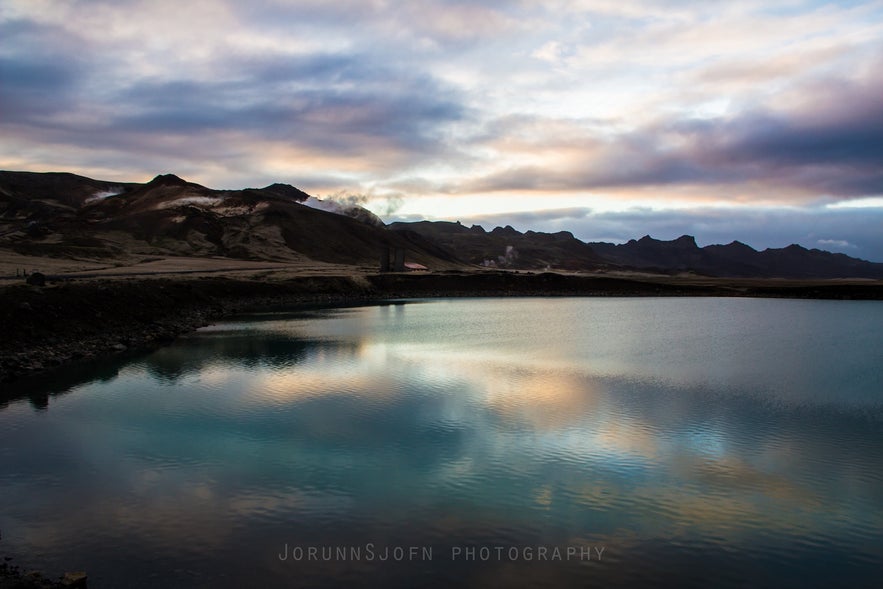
[2,297,882,588]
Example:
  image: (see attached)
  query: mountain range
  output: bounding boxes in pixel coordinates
[0,171,457,269]
[2,170,882,279]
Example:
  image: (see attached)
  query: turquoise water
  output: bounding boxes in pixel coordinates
[2,297,882,588]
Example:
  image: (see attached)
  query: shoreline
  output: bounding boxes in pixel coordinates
[3,271,883,386]
[0,560,82,589]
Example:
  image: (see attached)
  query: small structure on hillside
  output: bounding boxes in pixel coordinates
[404,262,428,272]
[380,247,407,272]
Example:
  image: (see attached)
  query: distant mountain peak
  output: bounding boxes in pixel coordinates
[634,234,697,248]
[146,173,190,187]
[491,225,522,237]
[256,183,310,202]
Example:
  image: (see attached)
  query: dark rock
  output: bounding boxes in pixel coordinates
[61,571,88,588]
[26,272,46,286]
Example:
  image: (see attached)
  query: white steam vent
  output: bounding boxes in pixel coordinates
[86,187,124,202]
[303,193,384,227]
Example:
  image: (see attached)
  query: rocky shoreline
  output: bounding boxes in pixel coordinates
[3,271,883,386]
[0,560,85,589]
[0,275,374,385]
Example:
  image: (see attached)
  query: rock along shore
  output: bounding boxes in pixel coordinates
[3,271,883,385]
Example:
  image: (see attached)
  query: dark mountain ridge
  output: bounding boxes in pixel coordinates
[0,171,461,268]
[3,170,881,279]
[392,224,883,279]
[387,220,607,270]
[586,234,883,278]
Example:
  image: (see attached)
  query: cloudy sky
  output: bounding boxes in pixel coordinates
[2,1,882,259]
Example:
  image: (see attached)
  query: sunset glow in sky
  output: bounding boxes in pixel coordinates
[2,1,882,258]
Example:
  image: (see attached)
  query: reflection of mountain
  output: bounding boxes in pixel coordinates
[143,331,319,383]
[0,357,124,410]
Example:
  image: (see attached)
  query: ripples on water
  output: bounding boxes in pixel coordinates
[1,297,882,588]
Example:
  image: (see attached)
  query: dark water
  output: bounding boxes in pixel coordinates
[2,297,882,588]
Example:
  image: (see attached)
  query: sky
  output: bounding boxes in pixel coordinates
[1,0,882,260]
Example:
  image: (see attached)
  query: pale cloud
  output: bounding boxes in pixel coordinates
[817,239,856,249]
[532,41,566,63]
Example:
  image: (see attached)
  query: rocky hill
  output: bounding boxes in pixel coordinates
[588,235,883,279]
[392,221,883,278]
[0,171,460,269]
[388,220,607,270]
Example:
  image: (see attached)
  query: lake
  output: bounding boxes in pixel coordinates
[2,297,882,588]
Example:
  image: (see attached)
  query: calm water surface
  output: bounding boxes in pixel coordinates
[2,297,882,588]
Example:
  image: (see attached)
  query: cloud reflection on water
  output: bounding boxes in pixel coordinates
[1,299,881,587]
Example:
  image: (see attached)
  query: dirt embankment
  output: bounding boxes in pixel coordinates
[0,276,371,384]
[3,271,883,384]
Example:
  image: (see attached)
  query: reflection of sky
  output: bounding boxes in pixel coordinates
[1,299,882,587]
